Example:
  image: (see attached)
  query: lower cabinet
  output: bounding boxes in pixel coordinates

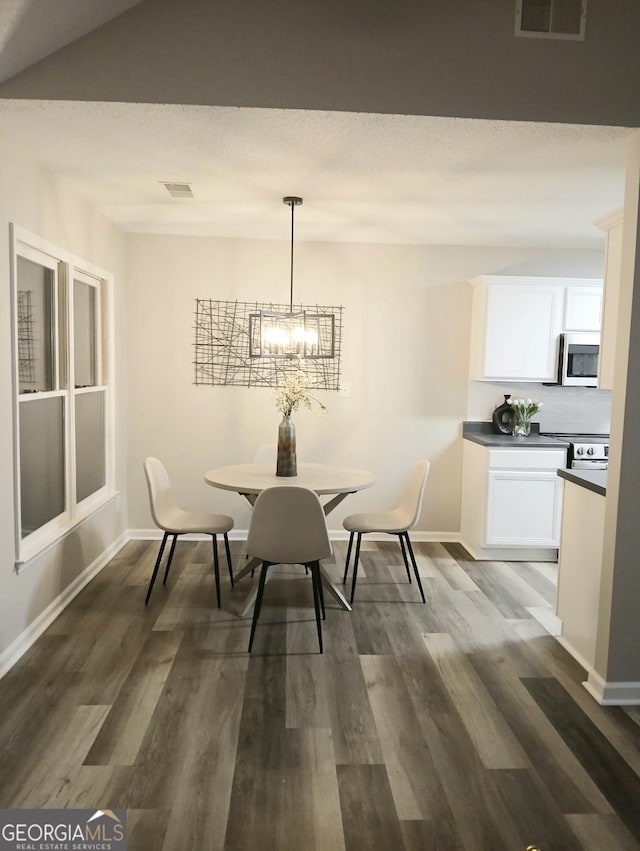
[487,470,562,546]
[461,441,565,561]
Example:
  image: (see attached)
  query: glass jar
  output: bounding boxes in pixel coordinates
[512,414,531,437]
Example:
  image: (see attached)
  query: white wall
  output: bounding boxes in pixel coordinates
[0,137,128,665]
[126,234,605,537]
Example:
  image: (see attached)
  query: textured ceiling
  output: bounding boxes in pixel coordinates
[0,99,630,247]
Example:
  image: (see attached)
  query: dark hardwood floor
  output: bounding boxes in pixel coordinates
[1,538,640,851]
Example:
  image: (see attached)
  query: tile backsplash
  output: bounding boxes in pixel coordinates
[468,381,612,434]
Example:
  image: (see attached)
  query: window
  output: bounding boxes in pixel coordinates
[10,226,114,566]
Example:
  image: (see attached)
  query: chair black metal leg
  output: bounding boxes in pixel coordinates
[343,532,354,584]
[404,533,426,603]
[248,562,270,652]
[145,531,169,605]
[310,562,323,653]
[212,534,221,608]
[316,564,326,619]
[224,533,234,586]
[398,533,412,583]
[349,533,363,604]
[162,534,179,585]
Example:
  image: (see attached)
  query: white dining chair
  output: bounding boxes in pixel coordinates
[143,456,234,607]
[246,486,332,653]
[342,459,430,604]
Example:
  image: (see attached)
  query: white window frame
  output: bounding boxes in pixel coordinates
[10,224,116,569]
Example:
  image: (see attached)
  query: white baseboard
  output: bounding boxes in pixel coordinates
[0,531,130,681]
[128,528,461,544]
[555,637,640,706]
[460,539,558,562]
[583,670,640,706]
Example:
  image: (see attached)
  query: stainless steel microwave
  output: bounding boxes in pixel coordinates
[558,332,600,386]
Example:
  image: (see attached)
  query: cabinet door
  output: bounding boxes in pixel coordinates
[482,285,563,380]
[564,287,602,332]
[486,470,563,547]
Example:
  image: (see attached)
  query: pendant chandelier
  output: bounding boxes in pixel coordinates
[248,196,336,359]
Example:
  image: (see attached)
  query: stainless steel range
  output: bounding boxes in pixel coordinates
[545,433,609,470]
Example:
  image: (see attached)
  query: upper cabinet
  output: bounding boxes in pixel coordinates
[469,276,603,382]
[595,209,623,390]
[564,286,602,332]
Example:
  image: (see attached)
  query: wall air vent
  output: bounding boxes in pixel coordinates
[161,181,194,198]
[515,0,586,40]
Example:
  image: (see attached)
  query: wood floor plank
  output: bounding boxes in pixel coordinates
[514,620,640,777]
[454,559,543,619]
[349,601,397,655]
[223,655,287,850]
[421,633,529,770]
[0,671,87,804]
[276,728,345,851]
[427,579,547,679]
[84,629,184,766]
[399,818,464,851]
[0,634,70,730]
[398,653,516,851]
[419,541,481,591]
[326,656,384,766]
[625,706,640,728]
[225,719,344,849]
[371,600,436,657]
[116,649,247,825]
[34,765,116,809]
[510,618,589,687]
[360,653,450,821]
[470,652,613,815]
[285,654,332,729]
[566,813,640,851]
[490,768,585,850]
[126,809,172,851]
[8,704,111,808]
[337,764,406,851]
[505,559,558,605]
[73,619,153,705]
[523,676,640,845]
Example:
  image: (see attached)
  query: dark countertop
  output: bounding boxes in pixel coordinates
[558,468,607,497]
[463,422,570,449]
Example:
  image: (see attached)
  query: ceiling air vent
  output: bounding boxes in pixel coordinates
[515,0,587,40]
[161,181,194,198]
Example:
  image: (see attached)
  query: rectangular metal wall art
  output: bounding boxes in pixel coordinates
[193,299,343,389]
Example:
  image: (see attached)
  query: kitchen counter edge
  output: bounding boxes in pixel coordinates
[463,422,570,449]
[557,468,607,497]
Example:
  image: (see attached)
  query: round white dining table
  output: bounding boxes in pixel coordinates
[205,462,375,615]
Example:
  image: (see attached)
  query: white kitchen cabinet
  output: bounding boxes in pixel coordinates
[469,276,603,382]
[461,441,566,561]
[564,286,602,332]
[487,470,562,546]
[595,208,623,390]
[469,278,563,381]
